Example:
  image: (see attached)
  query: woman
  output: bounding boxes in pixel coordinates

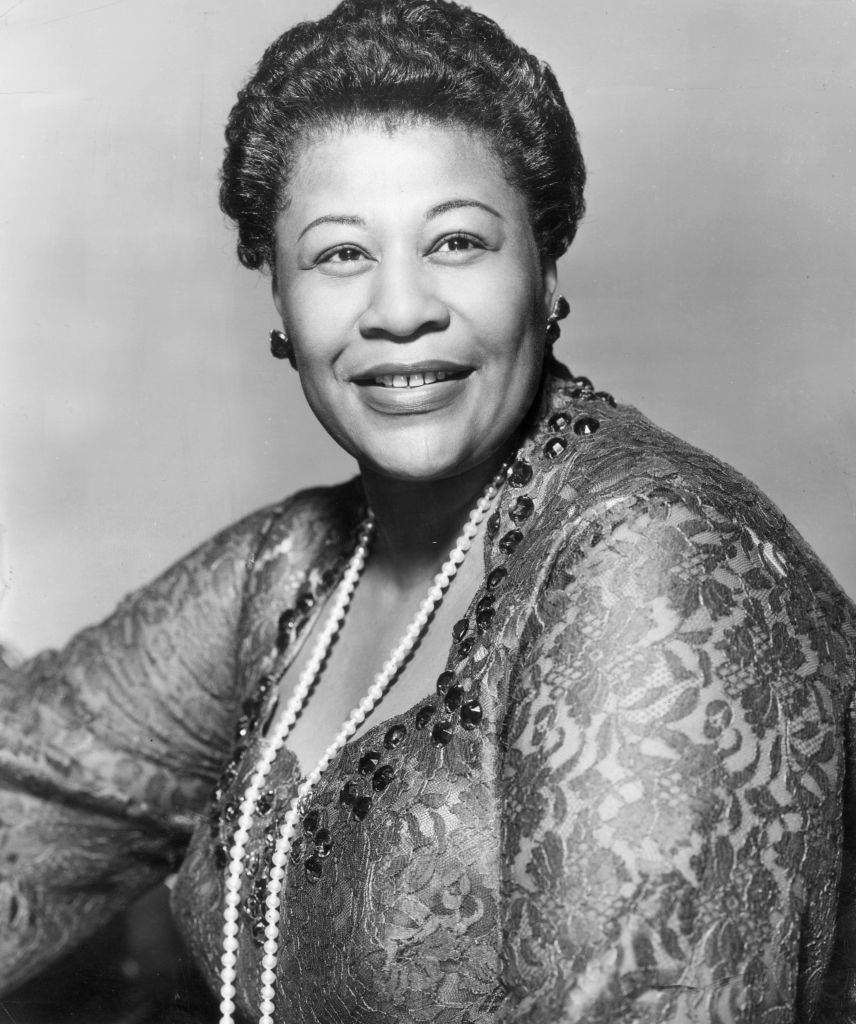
[2,0,855,1021]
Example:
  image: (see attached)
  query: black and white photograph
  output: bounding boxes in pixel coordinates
[1,1,854,1021]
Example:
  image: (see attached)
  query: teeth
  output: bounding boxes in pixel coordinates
[370,370,454,387]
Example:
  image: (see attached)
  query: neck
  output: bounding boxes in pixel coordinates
[359,452,508,592]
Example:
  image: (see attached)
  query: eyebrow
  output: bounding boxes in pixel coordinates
[298,214,365,241]
[297,199,504,241]
[427,198,504,221]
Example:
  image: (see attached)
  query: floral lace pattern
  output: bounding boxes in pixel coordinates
[2,364,855,1022]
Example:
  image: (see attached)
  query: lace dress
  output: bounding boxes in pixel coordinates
[2,366,855,1022]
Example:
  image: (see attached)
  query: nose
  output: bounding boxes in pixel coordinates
[357,256,450,340]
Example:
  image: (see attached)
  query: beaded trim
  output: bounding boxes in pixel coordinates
[219,466,508,1024]
[214,370,614,1024]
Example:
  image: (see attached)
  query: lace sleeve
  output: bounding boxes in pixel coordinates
[0,502,284,994]
[499,491,853,1022]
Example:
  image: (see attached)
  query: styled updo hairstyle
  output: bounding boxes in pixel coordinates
[220,0,586,273]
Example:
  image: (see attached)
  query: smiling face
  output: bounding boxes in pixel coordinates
[272,121,557,482]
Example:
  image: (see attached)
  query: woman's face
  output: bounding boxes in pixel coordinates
[272,122,557,482]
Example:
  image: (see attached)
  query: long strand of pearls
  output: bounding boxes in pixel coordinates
[218,466,507,1024]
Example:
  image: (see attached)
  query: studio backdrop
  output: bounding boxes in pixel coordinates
[1,0,854,653]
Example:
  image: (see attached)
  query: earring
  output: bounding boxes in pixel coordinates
[269,328,296,369]
[545,295,571,345]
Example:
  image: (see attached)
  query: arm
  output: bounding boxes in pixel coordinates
[0,502,284,994]
[499,491,852,1022]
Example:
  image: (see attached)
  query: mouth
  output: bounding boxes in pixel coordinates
[350,362,474,390]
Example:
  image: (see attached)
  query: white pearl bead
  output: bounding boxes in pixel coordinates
[217,462,509,1024]
[220,982,236,999]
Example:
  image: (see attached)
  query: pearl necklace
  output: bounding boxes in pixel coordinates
[218,465,508,1024]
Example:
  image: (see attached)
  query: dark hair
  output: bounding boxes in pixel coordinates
[220,0,586,272]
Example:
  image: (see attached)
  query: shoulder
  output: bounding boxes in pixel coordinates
[516,376,856,713]
[539,377,853,625]
[200,476,364,575]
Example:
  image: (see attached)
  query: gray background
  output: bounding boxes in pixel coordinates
[1,0,854,655]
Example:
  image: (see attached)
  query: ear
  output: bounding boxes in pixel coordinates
[271,272,285,321]
[541,257,558,318]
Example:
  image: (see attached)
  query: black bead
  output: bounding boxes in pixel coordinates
[549,410,572,431]
[296,592,315,615]
[320,567,339,590]
[242,693,262,718]
[553,295,571,320]
[486,511,501,538]
[499,530,523,555]
[436,671,454,695]
[256,790,274,816]
[594,390,616,407]
[277,609,296,634]
[252,917,267,946]
[476,595,494,614]
[432,720,454,746]
[234,715,252,741]
[352,796,372,821]
[445,684,465,711]
[476,606,495,633]
[507,459,533,487]
[244,894,261,920]
[460,698,484,730]
[546,319,561,343]
[222,801,238,824]
[415,704,435,729]
[544,436,568,460]
[452,618,470,642]
[372,764,395,792]
[263,822,278,848]
[255,674,274,698]
[305,855,323,883]
[340,781,358,806]
[573,416,600,436]
[302,808,320,833]
[570,375,594,395]
[252,876,267,903]
[358,750,381,775]
[486,567,508,590]
[384,723,407,749]
[214,844,227,869]
[314,828,333,857]
[246,849,260,877]
[457,637,475,659]
[508,495,534,523]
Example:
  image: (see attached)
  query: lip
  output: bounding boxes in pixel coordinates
[348,360,474,383]
[353,370,471,416]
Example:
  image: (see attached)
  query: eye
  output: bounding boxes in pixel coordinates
[315,245,371,276]
[433,233,484,254]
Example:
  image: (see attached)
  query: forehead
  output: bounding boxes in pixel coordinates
[280,122,530,228]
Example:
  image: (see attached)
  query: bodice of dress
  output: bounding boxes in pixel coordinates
[2,364,856,1023]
